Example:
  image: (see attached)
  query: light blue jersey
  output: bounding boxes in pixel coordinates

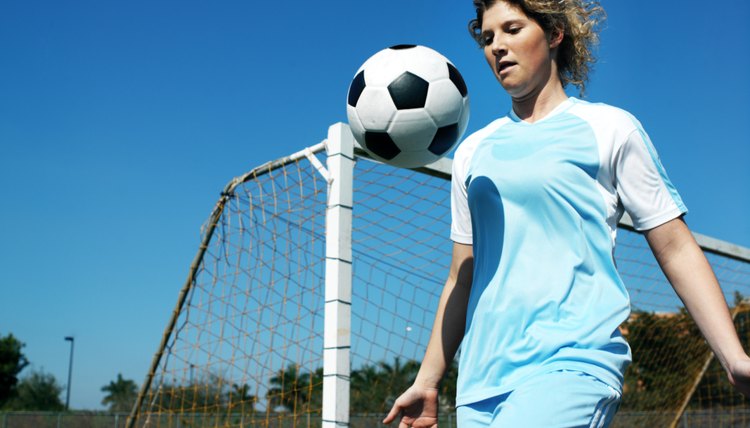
[450,97,687,406]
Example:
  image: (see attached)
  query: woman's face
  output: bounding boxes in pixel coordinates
[480,1,559,99]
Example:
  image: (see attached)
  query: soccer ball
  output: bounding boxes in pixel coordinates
[346,44,470,168]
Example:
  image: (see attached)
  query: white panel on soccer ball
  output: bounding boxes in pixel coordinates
[400,46,450,83]
[355,87,397,131]
[394,150,441,169]
[387,109,438,152]
[359,52,412,87]
[346,104,367,149]
[424,79,465,127]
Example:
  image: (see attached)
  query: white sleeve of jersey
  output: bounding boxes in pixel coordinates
[613,123,688,231]
[449,118,508,244]
[450,143,473,244]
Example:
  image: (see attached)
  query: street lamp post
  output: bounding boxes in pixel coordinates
[64,336,74,411]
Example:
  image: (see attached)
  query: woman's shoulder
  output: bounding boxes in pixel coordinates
[568,97,642,132]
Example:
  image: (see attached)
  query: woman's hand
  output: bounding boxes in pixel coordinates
[382,384,440,427]
[728,356,750,397]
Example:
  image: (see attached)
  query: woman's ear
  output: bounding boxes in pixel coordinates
[549,27,564,49]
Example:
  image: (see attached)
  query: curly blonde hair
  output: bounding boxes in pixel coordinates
[468,0,605,95]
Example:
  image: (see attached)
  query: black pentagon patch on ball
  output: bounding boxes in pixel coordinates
[447,63,468,97]
[428,123,459,155]
[365,131,401,160]
[388,72,429,110]
[348,70,366,107]
[389,44,417,50]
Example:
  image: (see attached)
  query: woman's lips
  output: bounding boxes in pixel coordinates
[497,60,516,74]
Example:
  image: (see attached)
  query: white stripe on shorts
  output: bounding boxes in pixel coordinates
[589,385,621,428]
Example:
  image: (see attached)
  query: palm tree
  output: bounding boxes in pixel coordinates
[101,373,138,412]
[267,364,314,412]
[351,363,388,413]
[227,382,257,412]
[306,367,324,412]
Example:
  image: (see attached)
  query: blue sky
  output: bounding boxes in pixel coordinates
[1,0,748,410]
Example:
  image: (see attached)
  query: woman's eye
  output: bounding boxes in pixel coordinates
[507,26,521,35]
[482,34,493,46]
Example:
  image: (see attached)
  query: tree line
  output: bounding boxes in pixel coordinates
[621,295,750,411]
[136,357,455,416]
[0,331,448,415]
[3,300,748,414]
[0,334,137,412]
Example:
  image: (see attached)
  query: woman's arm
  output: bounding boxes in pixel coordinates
[383,242,474,427]
[414,242,474,388]
[644,217,750,396]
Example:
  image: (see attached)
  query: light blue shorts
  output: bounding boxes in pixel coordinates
[456,370,621,427]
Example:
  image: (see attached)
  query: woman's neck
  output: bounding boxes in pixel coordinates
[511,78,569,123]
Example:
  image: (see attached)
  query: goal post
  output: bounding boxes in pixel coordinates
[322,123,354,427]
[127,122,750,428]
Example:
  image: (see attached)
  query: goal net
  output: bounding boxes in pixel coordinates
[127,123,750,428]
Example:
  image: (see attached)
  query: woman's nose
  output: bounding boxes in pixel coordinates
[489,36,507,57]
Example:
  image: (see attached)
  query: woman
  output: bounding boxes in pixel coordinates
[383,0,750,426]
